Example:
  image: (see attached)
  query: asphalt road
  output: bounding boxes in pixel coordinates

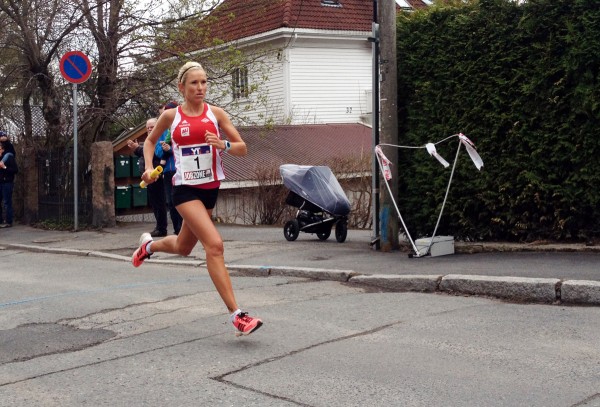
[1,249,599,407]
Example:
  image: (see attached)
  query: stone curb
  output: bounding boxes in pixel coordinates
[144,258,205,267]
[227,265,358,281]
[349,274,442,292]
[227,265,271,278]
[439,274,560,303]
[269,266,359,282]
[4,244,600,305]
[7,244,90,257]
[88,251,131,261]
[345,274,600,305]
[99,256,205,267]
[561,280,600,305]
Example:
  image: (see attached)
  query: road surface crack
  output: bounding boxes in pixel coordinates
[211,321,402,406]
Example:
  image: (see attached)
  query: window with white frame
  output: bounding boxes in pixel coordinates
[232,67,249,100]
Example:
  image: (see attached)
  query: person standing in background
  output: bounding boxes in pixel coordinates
[127,118,168,237]
[0,141,18,228]
[0,131,16,165]
[156,101,183,235]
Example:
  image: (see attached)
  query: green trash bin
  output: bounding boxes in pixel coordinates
[131,184,148,207]
[114,155,131,178]
[131,155,141,177]
[115,185,132,209]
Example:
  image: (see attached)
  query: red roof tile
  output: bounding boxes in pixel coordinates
[203,0,374,45]
[222,123,372,183]
[175,0,428,54]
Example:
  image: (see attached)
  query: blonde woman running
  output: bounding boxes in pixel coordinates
[132,61,262,336]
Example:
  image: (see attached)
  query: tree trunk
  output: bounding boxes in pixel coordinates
[34,64,64,148]
[20,83,38,224]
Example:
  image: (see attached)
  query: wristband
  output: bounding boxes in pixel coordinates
[224,140,231,152]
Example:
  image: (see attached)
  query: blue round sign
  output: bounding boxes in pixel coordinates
[60,51,92,84]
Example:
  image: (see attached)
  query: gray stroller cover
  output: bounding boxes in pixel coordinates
[280,164,351,216]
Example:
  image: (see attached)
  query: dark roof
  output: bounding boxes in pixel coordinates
[222,123,372,184]
[205,0,372,44]
[112,122,372,184]
[178,0,428,51]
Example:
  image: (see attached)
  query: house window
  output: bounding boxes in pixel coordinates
[321,0,342,7]
[232,67,249,100]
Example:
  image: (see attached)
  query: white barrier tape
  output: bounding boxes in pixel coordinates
[425,143,450,168]
[375,145,393,180]
[458,133,484,170]
[375,133,484,257]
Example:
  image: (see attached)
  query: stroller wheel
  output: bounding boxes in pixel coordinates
[317,228,331,241]
[335,220,348,243]
[284,220,300,241]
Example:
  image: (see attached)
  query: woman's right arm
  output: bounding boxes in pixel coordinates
[142,110,175,181]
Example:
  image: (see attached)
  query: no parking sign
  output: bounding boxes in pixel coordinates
[59,51,92,84]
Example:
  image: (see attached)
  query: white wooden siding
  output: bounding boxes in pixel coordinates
[205,49,287,126]
[226,52,288,126]
[288,44,372,124]
[209,35,372,126]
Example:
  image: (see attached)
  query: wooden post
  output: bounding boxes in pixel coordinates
[91,141,116,228]
[378,0,399,251]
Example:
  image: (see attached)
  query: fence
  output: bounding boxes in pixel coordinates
[37,148,92,225]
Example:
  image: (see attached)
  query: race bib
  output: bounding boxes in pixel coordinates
[180,144,215,185]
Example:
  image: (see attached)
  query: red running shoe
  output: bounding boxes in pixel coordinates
[132,232,153,267]
[233,312,263,336]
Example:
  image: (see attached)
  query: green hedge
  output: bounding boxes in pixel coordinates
[395,0,600,242]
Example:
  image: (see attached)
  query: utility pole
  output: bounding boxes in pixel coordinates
[378,0,399,251]
[370,0,381,250]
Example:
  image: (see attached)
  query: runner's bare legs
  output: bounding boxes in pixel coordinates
[149,199,238,313]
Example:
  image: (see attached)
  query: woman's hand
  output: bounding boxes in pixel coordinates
[205,131,226,150]
[141,168,157,185]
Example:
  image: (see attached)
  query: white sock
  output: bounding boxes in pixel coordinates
[145,242,153,254]
[230,309,242,322]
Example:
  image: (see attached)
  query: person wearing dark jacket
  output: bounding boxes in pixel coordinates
[127,118,168,237]
[156,101,183,235]
[0,140,18,227]
[0,131,16,165]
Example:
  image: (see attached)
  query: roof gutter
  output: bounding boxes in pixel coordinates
[183,27,371,58]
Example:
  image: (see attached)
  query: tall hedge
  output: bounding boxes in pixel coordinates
[395,0,600,242]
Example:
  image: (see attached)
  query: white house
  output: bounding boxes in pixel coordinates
[185,0,428,127]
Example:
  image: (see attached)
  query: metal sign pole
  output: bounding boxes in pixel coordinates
[59,51,91,231]
[73,83,78,231]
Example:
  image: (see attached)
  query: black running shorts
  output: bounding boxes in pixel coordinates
[172,185,219,209]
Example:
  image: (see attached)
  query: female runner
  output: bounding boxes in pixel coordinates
[132,61,262,336]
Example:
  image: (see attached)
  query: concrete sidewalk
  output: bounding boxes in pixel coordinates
[1,222,599,305]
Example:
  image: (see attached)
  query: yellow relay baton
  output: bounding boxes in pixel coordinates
[139,165,163,188]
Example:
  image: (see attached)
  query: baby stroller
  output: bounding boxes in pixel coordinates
[280,164,351,243]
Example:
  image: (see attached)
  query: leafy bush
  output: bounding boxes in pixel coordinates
[396,0,600,241]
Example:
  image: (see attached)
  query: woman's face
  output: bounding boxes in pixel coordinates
[179,69,208,104]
